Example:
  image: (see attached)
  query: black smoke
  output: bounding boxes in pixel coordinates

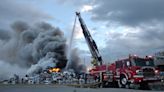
[67,48,86,73]
[0,21,67,78]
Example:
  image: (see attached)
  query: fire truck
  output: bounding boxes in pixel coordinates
[76,12,160,89]
[113,55,160,89]
[90,55,160,89]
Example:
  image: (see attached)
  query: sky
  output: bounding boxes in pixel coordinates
[0,0,164,66]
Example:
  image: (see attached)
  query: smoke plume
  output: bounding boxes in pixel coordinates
[66,48,86,73]
[0,60,26,80]
[0,21,67,79]
[0,20,87,80]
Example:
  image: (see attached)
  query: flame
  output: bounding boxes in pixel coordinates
[49,68,60,73]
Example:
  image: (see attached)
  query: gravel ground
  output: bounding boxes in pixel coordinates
[0,84,163,92]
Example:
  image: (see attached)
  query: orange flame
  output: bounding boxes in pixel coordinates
[49,68,60,73]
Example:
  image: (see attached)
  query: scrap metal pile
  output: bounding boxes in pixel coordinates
[2,68,96,85]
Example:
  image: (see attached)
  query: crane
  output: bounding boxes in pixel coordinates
[76,12,103,66]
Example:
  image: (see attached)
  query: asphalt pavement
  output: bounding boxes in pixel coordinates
[0,84,163,92]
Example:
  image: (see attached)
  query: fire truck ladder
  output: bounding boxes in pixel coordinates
[75,12,103,66]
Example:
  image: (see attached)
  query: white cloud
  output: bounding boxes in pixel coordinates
[81,5,93,12]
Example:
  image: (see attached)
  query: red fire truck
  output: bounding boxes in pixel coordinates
[90,55,160,89]
[75,12,160,89]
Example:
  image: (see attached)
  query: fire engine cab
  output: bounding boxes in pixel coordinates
[110,55,160,89]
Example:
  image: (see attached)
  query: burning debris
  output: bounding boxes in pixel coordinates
[1,69,92,85]
[49,68,61,73]
[0,20,87,83]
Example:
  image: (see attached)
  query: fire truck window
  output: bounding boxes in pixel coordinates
[158,65,164,71]
[146,61,149,65]
[156,57,164,62]
[134,58,154,66]
[116,61,123,68]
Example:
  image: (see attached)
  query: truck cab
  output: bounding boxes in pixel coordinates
[115,55,160,89]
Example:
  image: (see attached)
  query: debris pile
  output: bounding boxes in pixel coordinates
[1,69,96,85]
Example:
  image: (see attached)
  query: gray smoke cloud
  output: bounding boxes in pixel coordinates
[0,29,11,40]
[0,0,52,29]
[0,21,67,79]
[67,48,86,73]
[100,23,164,62]
[0,60,26,80]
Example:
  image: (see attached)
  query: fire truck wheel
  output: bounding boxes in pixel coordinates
[119,75,128,88]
